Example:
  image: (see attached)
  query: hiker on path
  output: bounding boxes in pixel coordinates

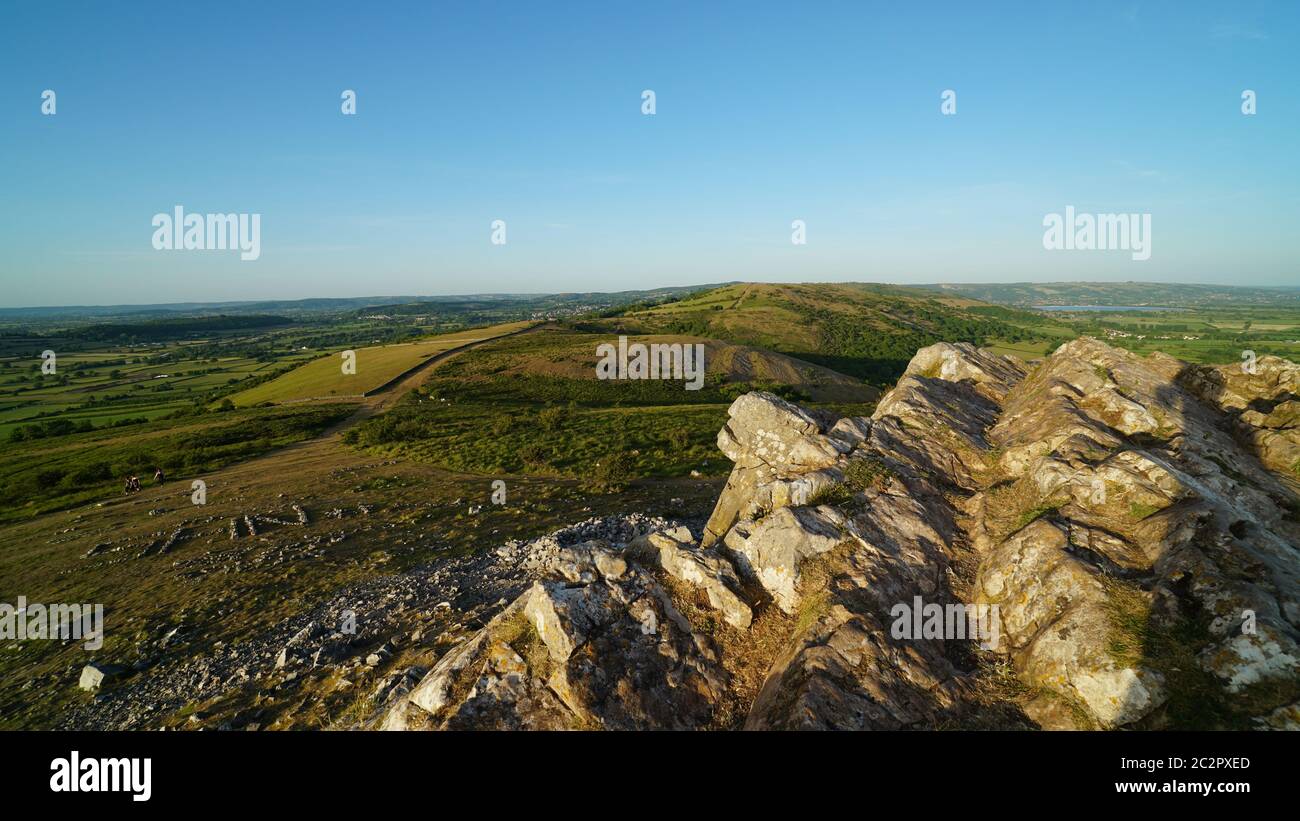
[154,467,165,484]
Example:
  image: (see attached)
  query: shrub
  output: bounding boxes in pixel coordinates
[537,405,565,432]
[64,461,112,486]
[517,443,549,470]
[585,451,636,492]
[35,468,67,490]
[665,426,691,450]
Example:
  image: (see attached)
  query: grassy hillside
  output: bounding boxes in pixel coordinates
[584,282,1053,385]
[0,403,355,523]
[344,326,878,485]
[227,322,532,406]
[425,327,877,403]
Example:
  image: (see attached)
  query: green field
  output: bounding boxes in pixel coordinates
[1048,307,1300,362]
[983,306,1300,363]
[920,283,1300,364]
[0,308,534,440]
[0,348,323,438]
[226,321,533,406]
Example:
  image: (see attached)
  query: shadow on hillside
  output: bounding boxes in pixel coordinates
[785,352,909,387]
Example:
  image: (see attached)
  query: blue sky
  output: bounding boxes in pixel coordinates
[1,0,1296,307]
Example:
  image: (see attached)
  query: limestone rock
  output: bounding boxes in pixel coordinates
[974,519,1166,728]
[702,392,848,546]
[902,341,1027,403]
[626,530,753,629]
[79,663,123,691]
[383,566,726,730]
[722,506,849,614]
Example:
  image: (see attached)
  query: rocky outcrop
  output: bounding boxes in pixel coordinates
[1180,354,1300,482]
[378,338,1299,731]
[964,338,1300,727]
[380,538,727,730]
[736,344,1019,729]
[701,392,849,548]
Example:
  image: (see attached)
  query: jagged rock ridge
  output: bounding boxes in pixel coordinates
[378,339,1300,730]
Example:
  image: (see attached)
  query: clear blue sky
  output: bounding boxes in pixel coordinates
[1,0,1296,307]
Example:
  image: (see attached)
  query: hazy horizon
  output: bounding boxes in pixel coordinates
[3,1,1297,307]
[6,278,1300,312]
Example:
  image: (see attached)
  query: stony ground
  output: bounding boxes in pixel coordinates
[0,331,722,730]
[53,514,689,730]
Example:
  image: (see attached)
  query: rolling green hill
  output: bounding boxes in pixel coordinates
[426,327,878,403]
[584,282,1054,385]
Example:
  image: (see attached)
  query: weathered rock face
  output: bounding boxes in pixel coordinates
[626,528,753,629]
[1180,354,1300,483]
[702,392,849,548]
[972,518,1166,727]
[729,351,1016,730]
[379,338,1300,731]
[967,337,1300,727]
[381,539,727,730]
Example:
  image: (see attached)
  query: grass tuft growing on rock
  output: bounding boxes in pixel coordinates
[1127,501,1161,520]
[806,455,897,511]
[791,551,843,635]
[1101,578,1152,669]
[497,610,554,680]
[1100,577,1274,729]
[1013,503,1060,533]
[654,570,793,730]
[983,475,1065,543]
[844,455,896,491]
